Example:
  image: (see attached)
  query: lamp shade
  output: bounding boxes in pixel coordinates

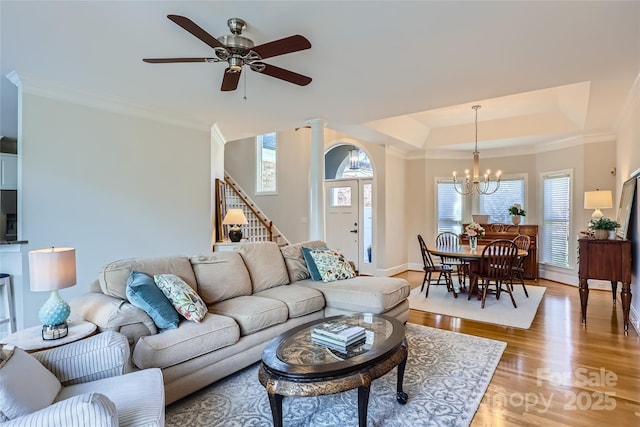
[29,247,77,292]
[584,190,612,209]
[222,209,248,225]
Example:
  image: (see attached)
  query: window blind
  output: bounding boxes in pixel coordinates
[479,178,525,223]
[437,181,462,234]
[542,173,571,268]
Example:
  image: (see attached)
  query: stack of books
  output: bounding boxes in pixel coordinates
[311,321,366,353]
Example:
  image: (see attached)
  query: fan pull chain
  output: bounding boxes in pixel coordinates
[243,71,247,101]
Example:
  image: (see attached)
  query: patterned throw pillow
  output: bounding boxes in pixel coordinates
[308,249,356,282]
[154,274,207,322]
[301,246,329,281]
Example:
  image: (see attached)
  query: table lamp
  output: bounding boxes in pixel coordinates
[222,209,248,242]
[29,247,77,340]
[584,190,612,220]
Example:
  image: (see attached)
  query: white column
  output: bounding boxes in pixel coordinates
[306,119,326,241]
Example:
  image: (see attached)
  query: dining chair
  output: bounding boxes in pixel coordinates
[469,239,518,309]
[510,234,530,297]
[435,231,468,291]
[417,234,457,298]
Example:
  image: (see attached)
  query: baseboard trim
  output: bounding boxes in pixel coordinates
[629,305,640,335]
[377,263,409,277]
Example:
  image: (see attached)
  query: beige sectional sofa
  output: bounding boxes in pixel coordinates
[71,241,410,404]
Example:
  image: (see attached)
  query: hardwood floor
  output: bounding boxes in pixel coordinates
[396,270,640,427]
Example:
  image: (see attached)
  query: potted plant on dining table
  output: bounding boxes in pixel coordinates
[465,222,485,251]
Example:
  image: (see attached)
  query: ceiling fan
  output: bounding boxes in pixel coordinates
[143,15,312,92]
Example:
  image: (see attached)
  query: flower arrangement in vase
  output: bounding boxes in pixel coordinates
[508,204,526,225]
[465,222,485,250]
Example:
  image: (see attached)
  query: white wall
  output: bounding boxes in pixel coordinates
[17,91,212,328]
[615,79,640,331]
[224,129,312,244]
[382,147,407,274]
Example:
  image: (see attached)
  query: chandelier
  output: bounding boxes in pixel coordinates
[452,105,501,195]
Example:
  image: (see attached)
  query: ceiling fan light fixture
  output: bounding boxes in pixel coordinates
[228,57,244,72]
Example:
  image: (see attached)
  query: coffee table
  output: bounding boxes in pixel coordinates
[258,313,408,427]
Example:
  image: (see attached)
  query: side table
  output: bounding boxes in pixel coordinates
[0,320,97,352]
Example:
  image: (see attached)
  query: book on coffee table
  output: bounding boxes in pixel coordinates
[312,321,366,343]
[311,335,366,354]
[311,330,366,347]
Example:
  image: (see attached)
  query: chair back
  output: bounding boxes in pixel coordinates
[481,239,518,280]
[417,234,437,269]
[512,234,530,252]
[512,234,530,269]
[436,232,462,264]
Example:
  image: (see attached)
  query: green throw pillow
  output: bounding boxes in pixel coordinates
[126,271,179,330]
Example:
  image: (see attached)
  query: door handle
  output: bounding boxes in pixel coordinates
[350,229,358,233]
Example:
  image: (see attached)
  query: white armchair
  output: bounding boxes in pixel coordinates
[0,330,164,426]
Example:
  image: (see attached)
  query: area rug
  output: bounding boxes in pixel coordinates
[409,283,546,329]
[166,323,506,427]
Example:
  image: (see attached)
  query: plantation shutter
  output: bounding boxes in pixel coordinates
[437,181,462,234]
[542,172,571,268]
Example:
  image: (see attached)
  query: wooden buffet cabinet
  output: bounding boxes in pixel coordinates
[461,224,538,280]
[578,238,632,333]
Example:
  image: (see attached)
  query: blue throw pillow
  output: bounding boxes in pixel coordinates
[126,270,179,330]
[301,246,328,281]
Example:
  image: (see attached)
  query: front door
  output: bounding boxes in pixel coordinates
[324,180,360,271]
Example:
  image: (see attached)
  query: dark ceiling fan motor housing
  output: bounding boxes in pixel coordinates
[143,15,311,91]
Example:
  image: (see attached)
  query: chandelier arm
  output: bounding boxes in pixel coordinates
[477,180,501,195]
[452,180,475,196]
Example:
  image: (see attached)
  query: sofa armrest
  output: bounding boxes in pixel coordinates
[1,393,117,427]
[32,331,130,386]
[70,292,157,345]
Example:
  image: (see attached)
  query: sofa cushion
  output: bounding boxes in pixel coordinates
[0,346,61,421]
[209,296,288,336]
[126,271,179,330]
[280,240,327,282]
[189,252,252,304]
[99,257,197,301]
[308,249,356,282]
[235,242,290,292]
[55,369,165,427]
[298,276,411,313]
[154,274,207,323]
[253,284,325,318]
[132,314,239,370]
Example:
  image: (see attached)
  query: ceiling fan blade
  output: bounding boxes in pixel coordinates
[167,14,226,50]
[221,69,241,91]
[251,35,311,59]
[143,58,212,63]
[254,63,312,86]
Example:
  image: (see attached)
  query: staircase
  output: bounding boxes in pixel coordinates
[216,173,290,246]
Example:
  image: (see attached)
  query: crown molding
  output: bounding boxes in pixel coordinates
[385,144,409,159]
[6,72,211,133]
[212,123,227,145]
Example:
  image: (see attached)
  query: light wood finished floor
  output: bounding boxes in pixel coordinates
[397,270,640,427]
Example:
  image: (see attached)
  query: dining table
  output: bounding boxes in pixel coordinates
[428,244,528,297]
